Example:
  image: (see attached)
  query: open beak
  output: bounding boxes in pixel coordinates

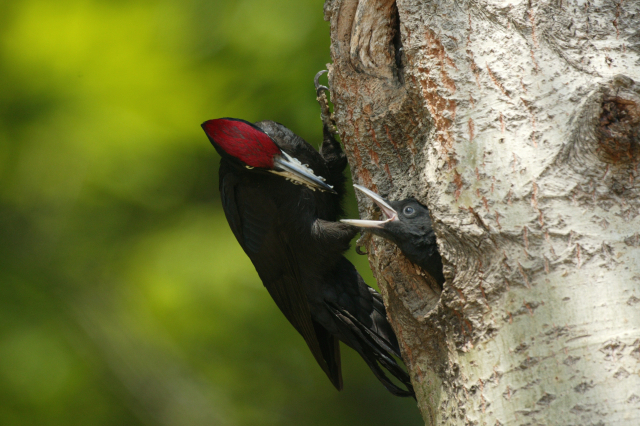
[340,184,398,228]
[272,152,336,194]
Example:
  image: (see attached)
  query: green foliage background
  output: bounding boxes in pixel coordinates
[0,0,422,424]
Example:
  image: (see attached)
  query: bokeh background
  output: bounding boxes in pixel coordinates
[0,0,423,424]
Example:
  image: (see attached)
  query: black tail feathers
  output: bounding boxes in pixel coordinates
[325,301,415,398]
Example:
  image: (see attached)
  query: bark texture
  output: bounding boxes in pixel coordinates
[323,0,640,424]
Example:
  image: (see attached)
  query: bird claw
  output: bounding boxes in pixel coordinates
[314,70,339,140]
[316,85,330,97]
[356,245,369,255]
[355,232,372,255]
[314,70,329,94]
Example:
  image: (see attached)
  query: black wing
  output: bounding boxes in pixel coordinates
[323,257,414,397]
[219,167,342,389]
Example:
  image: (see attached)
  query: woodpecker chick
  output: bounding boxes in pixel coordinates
[342,185,445,286]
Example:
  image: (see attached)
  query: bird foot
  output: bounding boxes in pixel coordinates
[314,70,338,138]
[314,70,330,97]
[355,232,372,255]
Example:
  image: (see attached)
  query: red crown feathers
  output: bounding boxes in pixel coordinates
[202,118,282,169]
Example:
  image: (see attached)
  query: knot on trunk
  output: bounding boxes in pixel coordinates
[597,94,640,164]
[554,75,640,176]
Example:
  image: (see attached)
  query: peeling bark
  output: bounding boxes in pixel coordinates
[324,0,640,424]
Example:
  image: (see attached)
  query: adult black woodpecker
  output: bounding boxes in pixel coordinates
[201,75,414,397]
[342,185,445,287]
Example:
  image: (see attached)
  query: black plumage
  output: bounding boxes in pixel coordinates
[342,185,445,287]
[202,103,414,397]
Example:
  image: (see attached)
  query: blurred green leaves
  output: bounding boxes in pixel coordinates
[0,0,422,425]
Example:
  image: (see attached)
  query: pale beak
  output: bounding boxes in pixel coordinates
[340,184,398,228]
[272,152,336,194]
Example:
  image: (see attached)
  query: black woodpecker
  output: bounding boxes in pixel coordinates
[342,185,445,287]
[201,73,414,397]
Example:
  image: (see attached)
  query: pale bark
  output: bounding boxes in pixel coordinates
[323,0,640,424]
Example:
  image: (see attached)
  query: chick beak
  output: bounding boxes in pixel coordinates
[340,184,398,228]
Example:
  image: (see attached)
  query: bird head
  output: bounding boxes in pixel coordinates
[342,184,444,286]
[340,184,435,246]
[202,118,335,193]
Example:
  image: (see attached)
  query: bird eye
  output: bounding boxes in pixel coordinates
[403,206,416,217]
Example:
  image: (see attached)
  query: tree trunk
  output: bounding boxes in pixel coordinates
[323,0,640,424]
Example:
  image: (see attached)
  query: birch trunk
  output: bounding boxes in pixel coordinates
[323,0,640,424]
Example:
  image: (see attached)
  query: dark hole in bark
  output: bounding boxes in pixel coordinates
[597,96,640,164]
[391,1,405,84]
